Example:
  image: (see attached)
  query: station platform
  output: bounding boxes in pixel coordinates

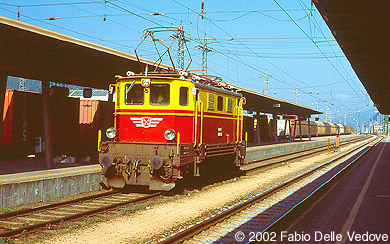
[275,134,390,243]
[245,134,363,164]
[0,134,364,209]
[0,158,98,175]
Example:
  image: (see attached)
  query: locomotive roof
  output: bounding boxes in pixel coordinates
[116,74,242,98]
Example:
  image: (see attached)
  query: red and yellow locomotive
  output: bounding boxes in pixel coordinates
[98,71,246,191]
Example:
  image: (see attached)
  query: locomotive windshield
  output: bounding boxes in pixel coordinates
[150,84,170,105]
[125,84,144,104]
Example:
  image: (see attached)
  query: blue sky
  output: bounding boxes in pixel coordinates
[0,0,378,127]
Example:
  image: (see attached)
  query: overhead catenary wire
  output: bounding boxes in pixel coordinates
[172,0,358,115]
[0,1,364,118]
[170,0,336,101]
[273,0,367,106]
[297,0,366,96]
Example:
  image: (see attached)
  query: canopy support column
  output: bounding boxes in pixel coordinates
[273,113,278,143]
[308,117,312,141]
[255,113,261,145]
[42,81,53,168]
[299,119,303,141]
[284,119,288,141]
[0,73,7,139]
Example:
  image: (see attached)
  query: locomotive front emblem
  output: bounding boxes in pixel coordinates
[130,117,163,128]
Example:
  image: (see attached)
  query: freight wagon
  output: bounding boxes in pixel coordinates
[291,120,354,138]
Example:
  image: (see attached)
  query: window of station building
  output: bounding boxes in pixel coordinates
[227,98,233,113]
[125,83,144,105]
[208,94,215,110]
[150,84,170,105]
[179,87,188,106]
[217,96,224,111]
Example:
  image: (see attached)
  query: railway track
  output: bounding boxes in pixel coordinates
[0,190,161,237]
[0,136,371,240]
[159,135,381,243]
[242,135,370,172]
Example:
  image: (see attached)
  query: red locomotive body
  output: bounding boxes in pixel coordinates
[98,73,246,191]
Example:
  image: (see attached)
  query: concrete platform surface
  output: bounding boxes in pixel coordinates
[0,158,98,175]
[245,134,365,163]
[275,134,390,243]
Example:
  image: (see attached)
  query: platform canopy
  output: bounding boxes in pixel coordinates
[0,15,171,89]
[0,15,321,118]
[232,85,322,118]
[314,0,390,114]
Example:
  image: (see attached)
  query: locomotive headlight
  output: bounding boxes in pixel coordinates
[141,79,150,87]
[164,129,176,141]
[106,127,117,139]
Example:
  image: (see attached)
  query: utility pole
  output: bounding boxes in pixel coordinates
[175,24,191,70]
[201,0,205,19]
[295,86,299,103]
[315,93,319,118]
[260,70,272,95]
[195,36,232,75]
[176,25,185,70]
[325,101,328,123]
[356,110,360,134]
[195,35,214,75]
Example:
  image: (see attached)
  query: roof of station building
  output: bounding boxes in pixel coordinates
[233,85,321,117]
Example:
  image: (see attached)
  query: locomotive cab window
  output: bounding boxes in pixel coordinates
[179,87,188,106]
[150,84,170,105]
[217,96,224,111]
[125,84,144,105]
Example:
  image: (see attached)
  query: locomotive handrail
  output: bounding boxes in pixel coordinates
[97,129,102,152]
[239,97,244,143]
[200,100,204,145]
[194,99,199,146]
[177,132,180,155]
[236,106,240,142]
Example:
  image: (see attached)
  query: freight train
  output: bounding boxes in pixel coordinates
[290,120,353,138]
[98,71,246,191]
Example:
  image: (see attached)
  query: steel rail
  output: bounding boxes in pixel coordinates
[158,135,381,243]
[248,136,366,164]
[243,135,371,173]
[0,192,161,237]
[0,190,119,219]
